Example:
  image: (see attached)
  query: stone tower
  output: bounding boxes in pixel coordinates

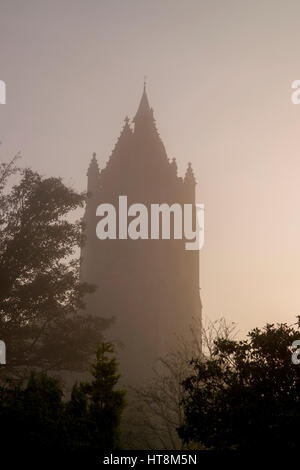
[81,85,202,383]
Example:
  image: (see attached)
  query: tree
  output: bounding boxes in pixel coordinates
[124,316,236,450]
[0,343,126,457]
[66,342,126,451]
[0,158,110,380]
[0,372,65,452]
[178,319,300,451]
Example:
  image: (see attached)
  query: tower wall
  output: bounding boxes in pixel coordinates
[81,89,202,383]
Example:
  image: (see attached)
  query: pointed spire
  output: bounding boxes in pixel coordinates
[87,152,100,194]
[184,162,196,185]
[87,152,99,175]
[170,157,178,176]
[122,115,132,135]
[133,81,152,123]
[112,116,132,151]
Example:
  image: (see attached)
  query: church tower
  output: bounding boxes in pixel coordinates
[81,85,202,382]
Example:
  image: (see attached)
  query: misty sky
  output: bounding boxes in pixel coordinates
[1,0,300,335]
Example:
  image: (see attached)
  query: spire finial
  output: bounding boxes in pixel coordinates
[133,79,152,123]
[184,161,196,185]
[143,75,147,91]
[87,152,100,177]
[170,157,178,176]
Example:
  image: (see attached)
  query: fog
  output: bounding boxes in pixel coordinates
[1,0,300,337]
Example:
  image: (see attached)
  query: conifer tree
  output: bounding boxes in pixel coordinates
[81,342,126,450]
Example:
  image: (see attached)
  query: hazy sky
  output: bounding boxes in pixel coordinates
[1,0,300,336]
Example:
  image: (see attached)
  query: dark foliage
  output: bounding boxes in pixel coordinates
[65,342,126,451]
[0,159,110,379]
[0,343,126,455]
[179,319,300,451]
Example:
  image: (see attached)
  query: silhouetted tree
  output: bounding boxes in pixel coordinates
[0,343,126,456]
[63,382,90,451]
[178,319,300,451]
[67,342,126,451]
[0,372,65,452]
[125,316,236,450]
[0,158,110,380]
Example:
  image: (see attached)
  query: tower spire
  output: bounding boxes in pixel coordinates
[170,157,178,176]
[184,162,196,185]
[87,152,100,194]
[133,80,151,123]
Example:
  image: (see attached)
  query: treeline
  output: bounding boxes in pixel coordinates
[0,157,125,457]
[0,343,125,456]
[129,317,300,451]
[178,320,300,451]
